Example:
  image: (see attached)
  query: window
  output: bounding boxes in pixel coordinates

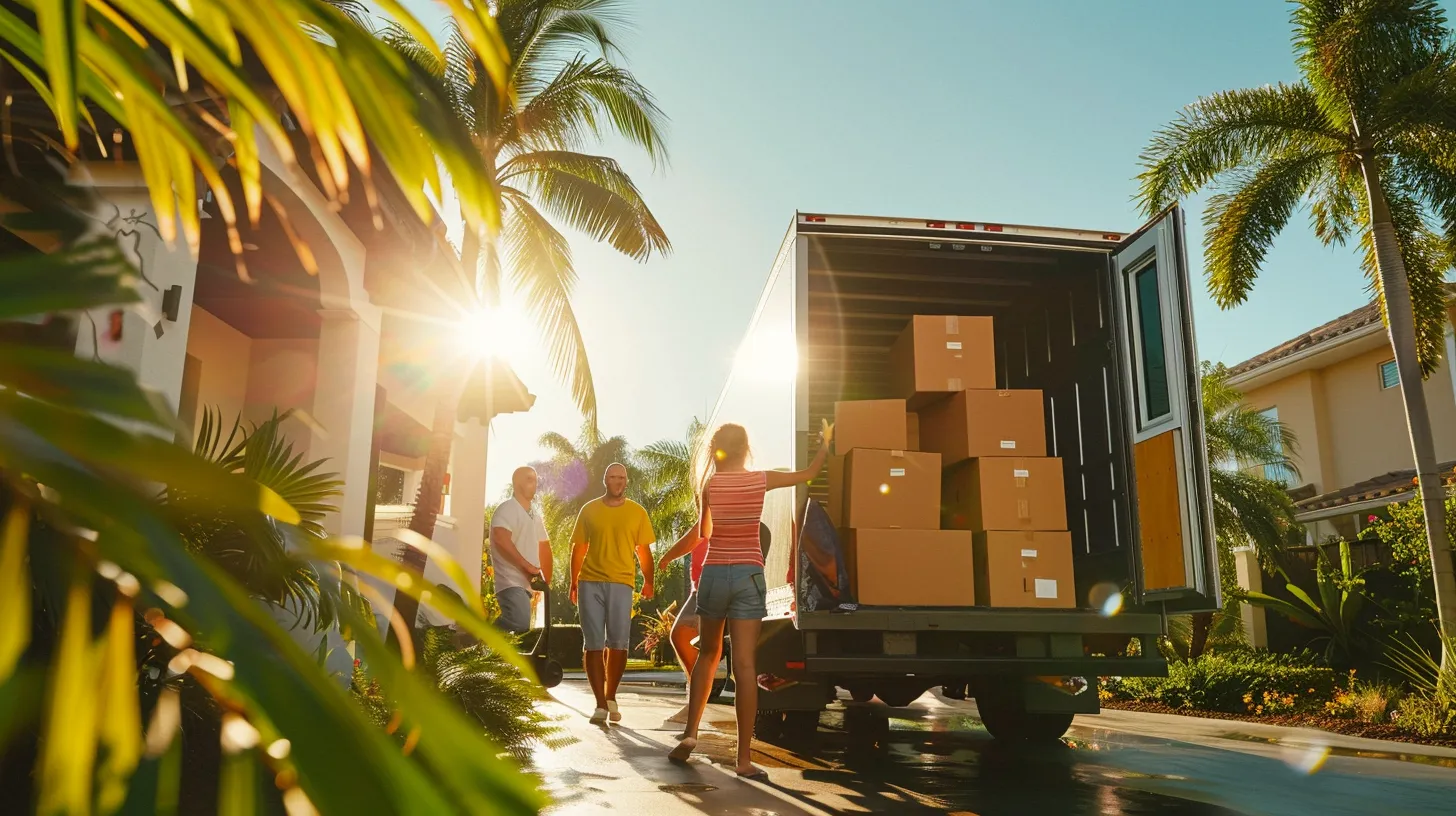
[1133,263,1171,421]
[376,465,406,505]
[1260,407,1294,485]
[1380,359,1399,390]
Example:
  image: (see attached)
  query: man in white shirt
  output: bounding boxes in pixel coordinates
[490,466,554,634]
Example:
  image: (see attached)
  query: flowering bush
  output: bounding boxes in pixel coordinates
[1102,648,1340,714]
[1363,488,1456,583]
[636,601,679,664]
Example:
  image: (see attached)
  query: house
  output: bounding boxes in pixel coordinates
[1226,296,1456,541]
[3,85,532,656]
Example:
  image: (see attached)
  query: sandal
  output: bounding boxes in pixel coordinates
[736,768,769,782]
[668,736,697,764]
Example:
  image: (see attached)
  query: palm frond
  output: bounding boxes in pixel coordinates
[1293,0,1449,124]
[503,195,597,428]
[507,55,667,163]
[503,150,668,260]
[1203,151,1336,307]
[1137,82,1342,214]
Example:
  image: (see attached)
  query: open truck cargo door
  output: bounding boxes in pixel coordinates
[1111,205,1219,611]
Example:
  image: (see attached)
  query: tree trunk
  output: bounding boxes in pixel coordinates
[1188,611,1213,659]
[387,390,458,647]
[1359,156,1456,668]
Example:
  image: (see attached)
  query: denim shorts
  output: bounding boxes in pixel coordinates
[696,564,767,621]
[496,586,531,635]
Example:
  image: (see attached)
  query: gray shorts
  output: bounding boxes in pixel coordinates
[496,586,531,634]
[578,581,632,651]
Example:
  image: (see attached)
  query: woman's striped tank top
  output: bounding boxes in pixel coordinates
[704,470,768,567]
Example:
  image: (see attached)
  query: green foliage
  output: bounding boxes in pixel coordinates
[1139,0,1456,374]
[1385,633,1456,736]
[1103,649,1340,714]
[1365,488,1456,583]
[353,627,555,761]
[1325,676,1404,723]
[167,407,350,632]
[1245,540,1368,666]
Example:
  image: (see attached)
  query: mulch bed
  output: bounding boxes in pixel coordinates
[1102,699,1456,750]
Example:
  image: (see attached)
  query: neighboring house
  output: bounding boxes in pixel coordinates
[5,95,531,643]
[1226,295,1456,543]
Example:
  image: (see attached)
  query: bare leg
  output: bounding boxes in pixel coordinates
[728,617,763,776]
[604,648,629,703]
[671,620,700,680]
[671,617,725,761]
[584,650,607,710]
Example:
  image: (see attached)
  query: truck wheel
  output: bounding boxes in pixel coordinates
[848,686,875,703]
[844,705,890,747]
[783,709,820,741]
[875,684,927,709]
[754,710,785,741]
[975,683,1074,744]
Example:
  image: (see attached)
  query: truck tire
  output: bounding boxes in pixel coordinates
[848,686,875,703]
[754,710,785,741]
[875,683,928,708]
[783,709,820,741]
[975,682,1074,744]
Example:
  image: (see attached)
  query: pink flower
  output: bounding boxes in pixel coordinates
[354,658,361,667]
[1368,515,1379,523]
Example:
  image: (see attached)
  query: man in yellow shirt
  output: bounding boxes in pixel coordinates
[569,462,657,725]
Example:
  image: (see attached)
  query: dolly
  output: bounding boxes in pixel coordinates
[526,574,564,688]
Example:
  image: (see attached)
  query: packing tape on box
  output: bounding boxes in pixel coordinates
[1017,499,1030,519]
[1014,469,1028,487]
[947,377,963,390]
[945,315,959,334]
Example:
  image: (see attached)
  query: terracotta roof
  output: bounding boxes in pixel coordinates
[1229,301,1382,377]
[1294,461,1456,515]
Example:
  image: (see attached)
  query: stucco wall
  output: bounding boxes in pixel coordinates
[184,306,252,436]
[245,338,320,452]
[1320,344,1456,486]
[1241,370,1331,493]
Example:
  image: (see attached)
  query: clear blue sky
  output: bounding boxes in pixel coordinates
[395,0,1442,499]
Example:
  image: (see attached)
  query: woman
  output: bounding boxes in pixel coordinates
[656,420,831,779]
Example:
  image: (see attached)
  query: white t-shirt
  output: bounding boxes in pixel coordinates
[491,498,548,592]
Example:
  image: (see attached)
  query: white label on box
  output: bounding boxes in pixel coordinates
[1014,469,1030,478]
[889,468,906,477]
[1020,549,1038,558]
[1000,440,1017,449]
[1034,578,1058,599]
[946,341,963,350]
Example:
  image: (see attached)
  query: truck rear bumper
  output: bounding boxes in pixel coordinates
[806,655,1166,677]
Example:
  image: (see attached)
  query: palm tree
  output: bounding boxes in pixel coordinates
[635,418,706,544]
[1191,363,1305,658]
[380,0,669,631]
[533,423,639,586]
[1138,0,1456,658]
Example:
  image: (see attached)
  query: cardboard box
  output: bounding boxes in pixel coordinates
[889,315,996,407]
[943,457,1068,532]
[846,529,975,607]
[833,399,908,456]
[826,454,846,527]
[906,412,920,450]
[974,531,1076,608]
[918,389,1047,465]
[842,449,941,530]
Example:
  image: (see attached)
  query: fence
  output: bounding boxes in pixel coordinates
[1259,538,1392,656]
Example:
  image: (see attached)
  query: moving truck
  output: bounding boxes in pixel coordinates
[713,207,1218,744]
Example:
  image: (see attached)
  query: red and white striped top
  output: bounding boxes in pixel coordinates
[704,470,768,567]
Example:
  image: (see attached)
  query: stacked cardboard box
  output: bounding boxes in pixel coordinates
[827,398,973,607]
[824,314,1078,610]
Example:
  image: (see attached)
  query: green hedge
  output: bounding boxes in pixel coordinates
[1103,649,1341,714]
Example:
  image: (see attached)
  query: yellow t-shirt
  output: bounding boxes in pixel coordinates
[572,498,655,586]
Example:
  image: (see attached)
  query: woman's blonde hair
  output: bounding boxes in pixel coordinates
[695,423,751,493]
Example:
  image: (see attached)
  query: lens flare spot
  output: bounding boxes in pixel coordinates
[878,483,890,495]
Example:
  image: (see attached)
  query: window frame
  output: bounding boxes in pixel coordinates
[1379,359,1399,390]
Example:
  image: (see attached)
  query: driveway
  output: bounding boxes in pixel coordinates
[534,679,1456,815]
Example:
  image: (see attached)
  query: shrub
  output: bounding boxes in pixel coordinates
[353,627,555,760]
[1392,692,1456,737]
[1103,648,1339,714]
[1325,675,1403,724]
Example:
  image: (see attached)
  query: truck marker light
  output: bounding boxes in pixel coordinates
[1102,233,1121,241]
[956,223,976,230]
[785,661,805,670]
[926,221,946,228]
[981,224,1004,232]
[804,215,826,222]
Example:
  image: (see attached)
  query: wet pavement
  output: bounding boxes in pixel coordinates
[533,679,1456,815]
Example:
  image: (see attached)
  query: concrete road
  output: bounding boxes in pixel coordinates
[534,679,1456,815]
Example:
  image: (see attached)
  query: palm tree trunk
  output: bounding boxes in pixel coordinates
[1359,156,1456,668]
[387,389,459,647]
[1188,611,1213,659]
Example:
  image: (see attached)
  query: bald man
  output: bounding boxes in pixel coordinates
[569,463,656,725]
[490,467,553,635]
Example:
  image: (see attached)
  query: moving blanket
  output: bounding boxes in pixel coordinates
[797,498,857,613]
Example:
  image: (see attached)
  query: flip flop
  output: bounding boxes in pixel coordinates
[668,737,696,764]
[736,768,769,782]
